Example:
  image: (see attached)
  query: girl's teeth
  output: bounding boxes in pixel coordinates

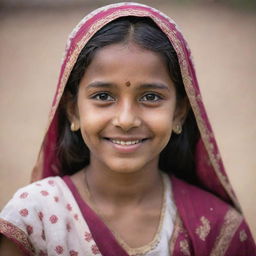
[111,140,141,145]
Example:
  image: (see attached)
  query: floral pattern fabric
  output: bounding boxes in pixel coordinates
[0,177,101,256]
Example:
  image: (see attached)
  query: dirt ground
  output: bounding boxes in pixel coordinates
[0,1,256,238]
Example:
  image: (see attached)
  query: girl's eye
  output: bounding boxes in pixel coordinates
[93,93,114,101]
[140,93,162,102]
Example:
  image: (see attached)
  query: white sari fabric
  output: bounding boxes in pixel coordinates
[0,177,102,256]
[0,175,176,256]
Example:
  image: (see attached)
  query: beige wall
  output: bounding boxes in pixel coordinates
[0,1,255,238]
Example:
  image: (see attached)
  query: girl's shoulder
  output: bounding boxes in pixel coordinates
[1,176,64,211]
[0,176,74,225]
[0,176,67,234]
[0,176,82,255]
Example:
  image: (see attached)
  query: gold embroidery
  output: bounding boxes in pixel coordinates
[39,3,238,210]
[169,215,182,253]
[0,218,34,254]
[180,239,191,256]
[210,208,242,256]
[239,230,247,242]
[195,216,211,241]
[169,215,192,255]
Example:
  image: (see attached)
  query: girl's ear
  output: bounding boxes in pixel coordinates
[65,92,80,132]
[172,98,189,134]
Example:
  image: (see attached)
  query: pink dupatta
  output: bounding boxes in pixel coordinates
[30,2,255,255]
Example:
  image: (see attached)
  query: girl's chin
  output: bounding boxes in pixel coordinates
[102,159,157,175]
[89,154,159,175]
[106,165,142,174]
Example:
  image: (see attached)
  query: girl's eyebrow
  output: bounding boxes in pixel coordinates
[86,81,169,91]
[86,81,116,89]
[138,83,170,91]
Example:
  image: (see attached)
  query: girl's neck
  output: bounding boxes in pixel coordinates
[81,162,163,208]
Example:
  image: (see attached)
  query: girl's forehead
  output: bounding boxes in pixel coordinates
[84,43,170,78]
[92,42,161,62]
[79,43,174,91]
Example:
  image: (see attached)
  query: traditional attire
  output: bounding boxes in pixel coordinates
[0,2,255,255]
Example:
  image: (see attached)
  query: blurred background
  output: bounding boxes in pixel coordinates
[0,0,256,238]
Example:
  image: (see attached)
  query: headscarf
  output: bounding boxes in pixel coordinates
[31,2,239,211]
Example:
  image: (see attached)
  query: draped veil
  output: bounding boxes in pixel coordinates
[32,2,238,209]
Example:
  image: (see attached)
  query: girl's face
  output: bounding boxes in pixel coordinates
[70,43,183,174]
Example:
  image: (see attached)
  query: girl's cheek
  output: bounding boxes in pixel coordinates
[143,108,174,126]
[79,111,110,133]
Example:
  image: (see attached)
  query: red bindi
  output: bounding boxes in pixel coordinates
[125,81,131,87]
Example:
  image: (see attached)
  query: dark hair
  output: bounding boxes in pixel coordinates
[58,16,200,184]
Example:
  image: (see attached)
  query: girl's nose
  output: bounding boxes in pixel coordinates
[112,101,142,131]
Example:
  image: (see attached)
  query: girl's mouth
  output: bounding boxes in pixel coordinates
[104,137,147,144]
[103,137,148,152]
[110,139,142,145]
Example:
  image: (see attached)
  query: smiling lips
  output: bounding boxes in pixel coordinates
[104,137,148,152]
[111,139,141,145]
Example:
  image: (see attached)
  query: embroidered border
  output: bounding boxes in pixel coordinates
[0,218,34,255]
[169,215,182,253]
[209,208,242,256]
[169,215,192,255]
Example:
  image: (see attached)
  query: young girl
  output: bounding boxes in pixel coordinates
[0,2,255,255]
